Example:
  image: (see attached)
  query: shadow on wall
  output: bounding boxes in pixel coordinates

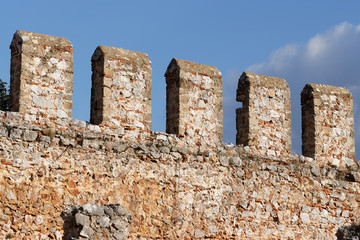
[61,208,81,240]
[336,224,360,239]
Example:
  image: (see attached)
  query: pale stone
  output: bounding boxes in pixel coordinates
[35,215,44,225]
[75,213,89,226]
[23,130,38,141]
[194,229,204,238]
[300,213,310,224]
[82,204,105,216]
[301,83,354,167]
[80,226,94,238]
[2,31,360,240]
[98,216,110,227]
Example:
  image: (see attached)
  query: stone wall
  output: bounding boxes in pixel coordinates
[236,72,291,158]
[0,111,359,239]
[90,46,152,141]
[0,30,359,239]
[301,84,355,168]
[165,58,223,148]
[10,30,73,121]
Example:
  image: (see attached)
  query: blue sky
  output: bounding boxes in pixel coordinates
[1,1,360,156]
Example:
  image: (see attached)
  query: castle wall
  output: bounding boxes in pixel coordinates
[10,30,73,122]
[165,59,223,147]
[0,30,360,240]
[90,46,152,140]
[236,72,291,158]
[0,111,359,239]
[301,84,355,167]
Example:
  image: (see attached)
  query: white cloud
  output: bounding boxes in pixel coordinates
[251,44,299,72]
[306,34,327,59]
[223,22,360,156]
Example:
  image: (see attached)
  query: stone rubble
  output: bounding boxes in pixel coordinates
[61,204,132,240]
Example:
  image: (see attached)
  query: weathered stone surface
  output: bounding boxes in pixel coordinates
[10,30,73,121]
[23,130,37,141]
[0,30,360,240]
[348,171,360,182]
[90,46,152,141]
[62,204,131,240]
[165,58,223,147]
[82,204,105,216]
[75,213,89,226]
[0,110,359,239]
[301,83,355,167]
[229,156,242,167]
[236,72,291,158]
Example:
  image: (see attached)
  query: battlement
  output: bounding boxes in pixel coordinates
[5,30,356,165]
[10,30,73,120]
[0,30,360,239]
[165,58,223,147]
[301,83,355,166]
[236,72,291,158]
[90,45,152,140]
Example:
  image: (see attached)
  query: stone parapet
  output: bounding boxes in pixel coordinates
[165,58,223,147]
[301,83,355,167]
[236,72,291,158]
[10,30,73,122]
[91,46,152,141]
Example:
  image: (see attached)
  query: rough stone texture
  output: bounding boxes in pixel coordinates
[10,30,73,121]
[61,204,132,240]
[165,58,223,147]
[91,46,152,140]
[1,30,360,240]
[236,72,291,158]
[0,110,360,239]
[301,83,355,167]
